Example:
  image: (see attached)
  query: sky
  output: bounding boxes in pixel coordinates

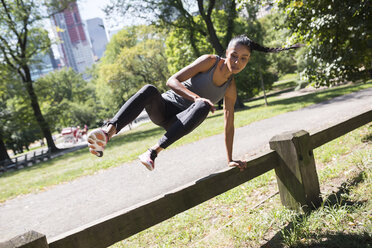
[77,0,115,29]
[77,0,145,31]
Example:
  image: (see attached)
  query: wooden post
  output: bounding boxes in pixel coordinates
[0,230,49,248]
[259,68,268,106]
[269,130,322,211]
[33,152,37,164]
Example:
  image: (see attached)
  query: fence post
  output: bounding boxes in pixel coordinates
[269,130,322,212]
[47,148,51,159]
[0,230,49,248]
[33,151,37,164]
[23,154,28,168]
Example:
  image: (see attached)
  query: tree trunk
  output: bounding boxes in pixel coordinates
[0,132,10,161]
[189,30,202,58]
[223,0,236,48]
[23,66,59,153]
[259,69,268,106]
[197,0,225,56]
[235,96,245,109]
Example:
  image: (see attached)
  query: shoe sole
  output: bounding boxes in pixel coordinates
[87,129,108,157]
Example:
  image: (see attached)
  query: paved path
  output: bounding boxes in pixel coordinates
[0,87,371,242]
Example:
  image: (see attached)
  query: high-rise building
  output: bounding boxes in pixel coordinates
[30,49,58,80]
[86,18,109,61]
[51,2,94,74]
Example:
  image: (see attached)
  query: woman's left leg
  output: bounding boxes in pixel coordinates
[140,99,211,167]
[158,100,211,149]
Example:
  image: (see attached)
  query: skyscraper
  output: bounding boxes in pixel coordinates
[86,18,109,61]
[51,2,94,74]
[30,49,58,80]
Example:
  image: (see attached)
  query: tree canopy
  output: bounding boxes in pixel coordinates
[277,0,372,85]
[35,68,98,130]
[105,0,237,56]
[93,25,170,116]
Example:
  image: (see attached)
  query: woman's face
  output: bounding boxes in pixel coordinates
[226,42,251,74]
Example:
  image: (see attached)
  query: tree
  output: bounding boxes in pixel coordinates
[93,25,170,116]
[0,62,42,156]
[0,0,74,152]
[0,101,11,161]
[105,0,237,56]
[35,68,99,130]
[0,63,12,161]
[259,10,299,77]
[277,0,372,85]
[4,96,42,154]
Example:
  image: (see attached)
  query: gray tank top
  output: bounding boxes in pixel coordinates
[162,55,233,110]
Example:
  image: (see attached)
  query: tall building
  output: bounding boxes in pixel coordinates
[30,49,58,80]
[86,18,109,61]
[51,2,94,74]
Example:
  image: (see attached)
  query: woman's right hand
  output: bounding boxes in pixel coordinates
[195,97,216,113]
[228,160,247,171]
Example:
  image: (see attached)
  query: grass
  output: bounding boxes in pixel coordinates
[0,80,371,203]
[109,124,371,248]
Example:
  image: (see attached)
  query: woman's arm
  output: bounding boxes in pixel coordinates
[224,79,247,170]
[166,55,216,104]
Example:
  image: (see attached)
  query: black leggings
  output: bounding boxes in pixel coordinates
[108,84,211,149]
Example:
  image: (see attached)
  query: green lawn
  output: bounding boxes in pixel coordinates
[0,80,371,203]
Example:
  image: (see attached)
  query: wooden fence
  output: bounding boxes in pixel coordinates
[0,148,51,173]
[1,109,371,248]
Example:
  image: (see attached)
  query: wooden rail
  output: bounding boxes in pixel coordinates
[0,148,51,173]
[2,109,371,248]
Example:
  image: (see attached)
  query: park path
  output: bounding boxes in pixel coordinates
[0,87,371,243]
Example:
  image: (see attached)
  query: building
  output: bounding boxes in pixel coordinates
[86,18,109,61]
[30,49,58,80]
[51,1,94,75]
[108,29,121,39]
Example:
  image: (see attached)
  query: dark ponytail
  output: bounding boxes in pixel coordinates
[228,35,303,53]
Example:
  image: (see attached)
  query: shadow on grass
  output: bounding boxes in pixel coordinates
[261,171,370,248]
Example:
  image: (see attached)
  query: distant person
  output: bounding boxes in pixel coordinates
[73,126,80,143]
[82,125,88,136]
[88,35,301,171]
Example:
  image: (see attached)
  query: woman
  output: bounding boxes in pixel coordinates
[88,35,300,171]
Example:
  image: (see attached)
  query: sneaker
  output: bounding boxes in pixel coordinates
[87,129,109,157]
[138,149,157,171]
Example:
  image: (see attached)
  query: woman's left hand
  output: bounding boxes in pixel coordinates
[228,160,247,171]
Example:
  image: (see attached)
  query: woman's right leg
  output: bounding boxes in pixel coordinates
[89,84,169,157]
[108,84,167,133]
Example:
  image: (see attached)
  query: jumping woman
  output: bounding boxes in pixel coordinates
[87,35,301,171]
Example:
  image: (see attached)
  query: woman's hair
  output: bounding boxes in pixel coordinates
[228,35,303,53]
